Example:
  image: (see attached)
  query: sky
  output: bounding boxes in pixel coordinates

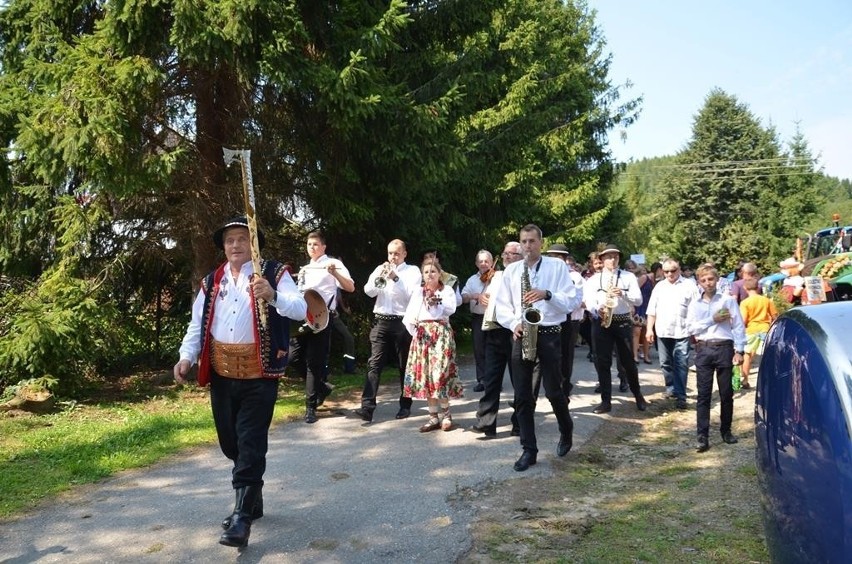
[589,1,852,180]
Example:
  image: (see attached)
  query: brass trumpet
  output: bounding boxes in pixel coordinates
[374,262,394,289]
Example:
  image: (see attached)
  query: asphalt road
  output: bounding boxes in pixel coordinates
[0,347,667,563]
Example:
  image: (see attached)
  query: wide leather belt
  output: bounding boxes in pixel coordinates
[211,340,262,379]
[538,325,562,334]
[375,314,403,321]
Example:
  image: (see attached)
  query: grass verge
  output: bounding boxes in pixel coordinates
[0,370,363,518]
[461,391,770,563]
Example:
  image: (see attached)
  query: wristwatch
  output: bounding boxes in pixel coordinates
[545,290,552,301]
[735,350,744,355]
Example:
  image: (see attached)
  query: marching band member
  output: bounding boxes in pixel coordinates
[469,241,523,438]
[354,239,422,423]
[494,224,578,472]
[584,244,647,414]
[461,250,495,392]
[174,217,306,548]
[289,231,355,424]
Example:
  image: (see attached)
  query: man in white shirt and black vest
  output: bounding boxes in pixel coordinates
[494,224,579,472]
[354,239,422,422]
[174,217,306,548]
[584,244,648,414]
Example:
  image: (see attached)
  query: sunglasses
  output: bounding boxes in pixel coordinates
[663,269,679,273]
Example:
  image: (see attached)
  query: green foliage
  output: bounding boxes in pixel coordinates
[0,267,122,393]
[0,0,639,387]
[643,89,824,272]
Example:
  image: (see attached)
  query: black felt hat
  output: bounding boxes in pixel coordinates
[598,244,621,257]
[213,216,265,250]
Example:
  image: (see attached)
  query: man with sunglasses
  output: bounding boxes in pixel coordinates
[645,259,696,409]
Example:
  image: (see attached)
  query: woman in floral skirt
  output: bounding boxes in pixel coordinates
[402,258,463,432]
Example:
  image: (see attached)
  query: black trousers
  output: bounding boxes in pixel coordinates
[288,324,332,407]
[209,373,279,488]
[511,331,573,455]
[361,318,413,410]
[592,317,641,401]
[694,340,735,438]
[471,313,486,384]
[561,319,581,395]
[475,327,514,430]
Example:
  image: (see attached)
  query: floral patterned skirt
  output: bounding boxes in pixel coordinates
[403,320,463,400]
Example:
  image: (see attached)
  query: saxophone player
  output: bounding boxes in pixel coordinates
[585,244,648,414]
[494,224,579,472]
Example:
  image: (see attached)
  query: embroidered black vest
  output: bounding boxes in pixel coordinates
[196,260,292,386]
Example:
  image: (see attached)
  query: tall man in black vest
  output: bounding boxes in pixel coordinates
[174,217,306,548]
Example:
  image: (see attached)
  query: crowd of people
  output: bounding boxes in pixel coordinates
[172,216,785,548]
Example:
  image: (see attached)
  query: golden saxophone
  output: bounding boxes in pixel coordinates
[600,274,619,328]
[521,260,541,361]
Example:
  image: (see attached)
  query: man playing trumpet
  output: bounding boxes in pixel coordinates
[355,239,422,422]
[585,244,648,414]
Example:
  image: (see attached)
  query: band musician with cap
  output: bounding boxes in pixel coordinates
[584,244,648,414]
[289,231,355,424]
[174,217,307,548]
[354,239,422,423]
[494,224,578,472]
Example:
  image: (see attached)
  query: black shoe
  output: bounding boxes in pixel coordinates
[675,398,688,410]
[317,382,334,406]
[469,424,497,438]
[395,408,411,420]
[593,401,611,414]
[219,486,260,548]
[510,426,520,436]
[513,451,537,472]
[557,434,572,457]
[304,407,318,424]
[473,383,485,392]
[635,395,648,411]
[696,436,710,453]
[722,432,739,444]
[618,379,629,392]
[354,407,373,422]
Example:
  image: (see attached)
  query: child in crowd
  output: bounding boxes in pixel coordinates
[739,278,778,388]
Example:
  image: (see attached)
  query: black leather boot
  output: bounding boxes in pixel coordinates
[219,485,261,547]
[222,485,263,529]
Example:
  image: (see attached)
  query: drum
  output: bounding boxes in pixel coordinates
[302,289,330,333]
